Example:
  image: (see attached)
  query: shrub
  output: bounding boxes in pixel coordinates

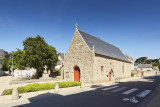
[56,69,61,76]
[57,81,81,88]
[131,72,134,77]
[5,89,12,95]
[4,81,81,95]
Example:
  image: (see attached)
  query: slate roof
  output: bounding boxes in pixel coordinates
[138,64,153,68]
[78,30,130,62]
[153,66,159,70]
[57,60,63,65]
[58,53,65,60]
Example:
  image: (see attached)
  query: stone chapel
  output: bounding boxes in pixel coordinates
[64,25,131,83]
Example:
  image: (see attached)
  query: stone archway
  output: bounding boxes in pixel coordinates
[74,66,80,82]
[109,69,114,81]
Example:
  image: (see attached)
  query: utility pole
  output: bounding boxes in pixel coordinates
[11,56,14,77]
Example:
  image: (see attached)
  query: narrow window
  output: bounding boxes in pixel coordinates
[101,66,104,74]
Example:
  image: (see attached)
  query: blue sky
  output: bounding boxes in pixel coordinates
[0,0,160,60]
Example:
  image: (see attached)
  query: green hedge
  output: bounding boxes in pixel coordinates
[5,81,81,95]
[56,69,61,76]
[131,72,134,77]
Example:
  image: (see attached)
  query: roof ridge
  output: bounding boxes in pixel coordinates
[78,29,119,49]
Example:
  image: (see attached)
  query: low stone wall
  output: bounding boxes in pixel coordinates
[14,69,37,79]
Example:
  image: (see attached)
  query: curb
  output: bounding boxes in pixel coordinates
[136,84,160,107]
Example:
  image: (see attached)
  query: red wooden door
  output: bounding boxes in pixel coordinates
[109,72,111,81]
[141,72,143,76]
[74,66,80,82]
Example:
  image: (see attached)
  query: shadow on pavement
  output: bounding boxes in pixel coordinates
[14,76,160,107]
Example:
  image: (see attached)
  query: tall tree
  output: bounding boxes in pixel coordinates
[10,49,26,70]
[145,59,152,64]
[2,51,10,71]
[152,59,159,63]
[135,57,148,64]
[23,35,58,76]
[2,35,58,77]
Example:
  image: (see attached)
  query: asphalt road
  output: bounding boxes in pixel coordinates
[15,76,160,107]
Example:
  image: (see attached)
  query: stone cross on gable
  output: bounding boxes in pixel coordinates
[44,65,48,74]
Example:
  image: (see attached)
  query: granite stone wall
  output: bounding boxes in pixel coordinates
[93,55,131,83]
[64,29,95,83]
[64,29,131,83]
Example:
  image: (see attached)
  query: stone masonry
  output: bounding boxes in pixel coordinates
[64,26,131,83]
[64,28,95,83]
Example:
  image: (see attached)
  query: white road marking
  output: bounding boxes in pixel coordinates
[132,99,139,103]
[85,85,110,91]
[87,88,96,91]
[123,98,129,101]
[96,85,110,89]
[136,90,152,98]
[123,97,139,103]
[122,88,138,95]
[111,87,127,92]
[101,86,119,91]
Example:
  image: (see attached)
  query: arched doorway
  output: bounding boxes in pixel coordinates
[109,69,114,82]
[74,66,80,82]
[109,72,111,81]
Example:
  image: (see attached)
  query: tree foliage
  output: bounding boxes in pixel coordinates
[23,35,58,76]
[153,63,160,69]
[135,57,148,64]
[2,35,58,77]
[2,51,10,71]
[9,49,26,70]
[135,57,160,69]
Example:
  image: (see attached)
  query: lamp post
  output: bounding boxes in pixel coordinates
[10,56,14,77]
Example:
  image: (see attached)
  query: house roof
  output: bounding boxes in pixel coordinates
[57,60,63,65]
[153,66,159,70]
[138,64,153,68]
[78,30,130,62]
[58,52,65,60]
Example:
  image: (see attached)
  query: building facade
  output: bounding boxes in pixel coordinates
[55,53,65,70]
[64,26,131,83]
[137,64,153,71]
[133,64,159,76]
[125,54,134,71]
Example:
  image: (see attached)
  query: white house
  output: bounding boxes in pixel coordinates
[55,53,65,70]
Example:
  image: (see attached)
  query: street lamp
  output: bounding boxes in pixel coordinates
[10,56,14,77]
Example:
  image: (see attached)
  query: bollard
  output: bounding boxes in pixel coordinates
[54,83,59,93]
[81,82,85,88]
[11,87,19,100]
